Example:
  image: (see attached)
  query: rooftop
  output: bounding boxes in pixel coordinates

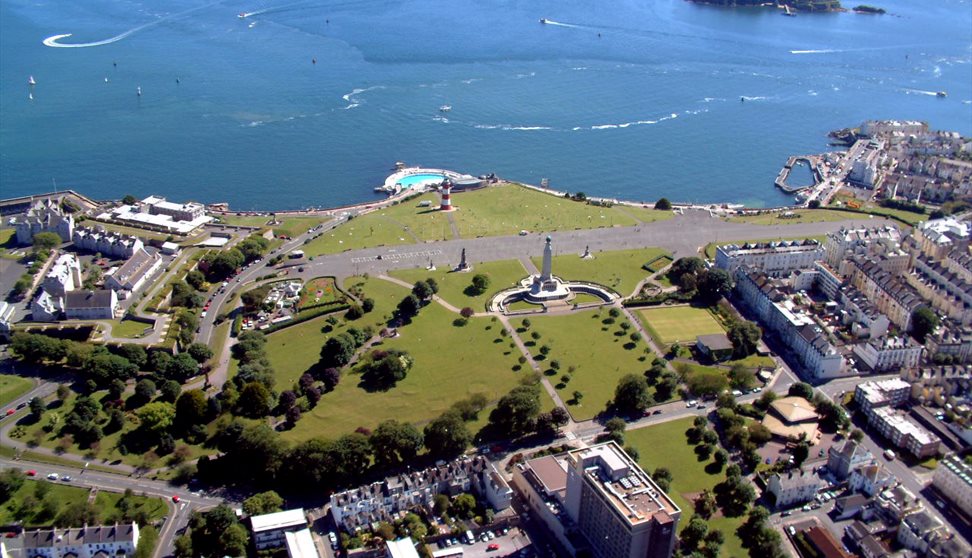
[872,407,941,445]
[941,454,972,488]
[566,442,679,526]
[250,508,306,533]
[770,396,818,423]
[526,455,568,495]
[696,333,733,352]
[386,538,420,558]
[285,529,320,558]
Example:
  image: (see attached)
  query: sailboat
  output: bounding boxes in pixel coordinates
[28,75,36,86]
[136,86,142,97]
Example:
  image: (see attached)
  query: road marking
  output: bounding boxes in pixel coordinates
[351,249,442,263]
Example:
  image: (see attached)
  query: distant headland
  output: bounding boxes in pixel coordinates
[689,0,843,13]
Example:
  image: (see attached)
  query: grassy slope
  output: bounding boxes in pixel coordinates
[626,418,746,558]
[532,247,671,298]
[1,374,33,407]
[389,260,528,311]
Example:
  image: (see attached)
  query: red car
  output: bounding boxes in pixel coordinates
[172,495,180,503]
[4,409,14,416]
[25,470,36,476]
[487,544,500,551]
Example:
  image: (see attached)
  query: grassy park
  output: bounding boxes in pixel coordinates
[511,311,653,421]
[281,299,526,443]
[637,306,725,346]
[389,260,529,310]
[0,478,166,527]
[106,319,153,339]
[626,418,746,558]
[531,247,671,297]
[1,373,32,407]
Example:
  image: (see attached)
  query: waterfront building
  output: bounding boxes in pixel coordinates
[141,195,206,222]
[848,463,896,497]
[861,120,928,138]
[72,226,143,259]
[851,336,923,373]
[766,470,821,508]
[868,407,940,459]
[42,253,81,298]
[827,440,873,481]
[15,198,74,245]
[64,289,118,320]
[330,455,511,531]
[733,267,844,379]
[714,239,824,276]
[103,195,212,234]
[250,508,308,550]
[20,522,138,558]
[849,141,884,189]
[104,248,163,297]
[824,226,901,271]
[932,454,972,518]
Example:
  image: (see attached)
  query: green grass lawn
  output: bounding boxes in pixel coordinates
[532,247,671,297]
[280,300,524,443]
[299,277,344,308]
[107,319,153,339]
[616,205,677,224]
[0,478,167,527]
[94,490,168,524]
[0,228,16,256]
[637,306,725,346]
[1,374,33,407]
[625,418,746,558]
[450,184,640,238]
[729,354,776,370]
[511,311,653,421]
[727,209,858,226]
[389,260,528,311]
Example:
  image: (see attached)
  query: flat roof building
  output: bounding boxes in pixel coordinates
[285,529,320,558]
[932,454,972,519]
[250,508,307,550]
[386,538,420,558]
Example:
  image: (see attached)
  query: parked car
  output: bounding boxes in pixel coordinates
[487,544,500,552]
[25,470,36,476]
[47,473,58,480]
[61,476,72,482]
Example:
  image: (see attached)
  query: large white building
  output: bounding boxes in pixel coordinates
[64,289,118,320]
[42,253,82,298]
[851,336,924,373]
[824,226,902,271]
[714,239,824,276]
[766,470,822,508]
[854,379,912,414]
[72,226,143,259]
[101,195,211,234]
[250,508,308,550]
[912,217,970,261]
[869,407,941,459]
[104,248,163,297]
[21,523,139,558]
[932,454,972,518]
[15,199,74,245]
[330,455,511,531]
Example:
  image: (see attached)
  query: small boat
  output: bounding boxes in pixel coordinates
[136,86,142,96]
[238,12,248,18]
[936,91,947,98]
[104,76,109,83]
[27,75,36,86]
[28,92,33,101]
[782,5,796,16]
[740,96,745,102]
[439,105,452,112]
[539,18,547,24]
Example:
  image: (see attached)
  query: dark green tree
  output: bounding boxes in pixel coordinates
[911,306,939,343]
[613,373,651,416]
[654,198,672,210]
[488,385,541,436]
[370,420,424,469]
[424,411,471,458]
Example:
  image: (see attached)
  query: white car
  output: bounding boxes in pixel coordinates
[686,400,698,407]
[47,473,58,480]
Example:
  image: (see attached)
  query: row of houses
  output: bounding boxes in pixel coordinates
[0,522,139,558]
[854,380,942,459]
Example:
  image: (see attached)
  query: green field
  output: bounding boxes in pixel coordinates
[299,277,344,308]
[1,374,33,407]
[389,260,528,311]
[637,306,725,346]
[450,184,640,238]
[0,477,167,527]
[107,319,153,339]
[532,247,671,297]
[616,205,677,224]
[281,299,524,443]
[626,418,746,558]
[511,311,652,421]
[727,209,859,226]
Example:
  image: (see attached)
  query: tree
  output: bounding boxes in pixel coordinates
[470,274,491,295]
[452,494,478,519]
[186,343,214,364]
[185,269,206,290]
[911,306,939,343]
[652,467,673,493]
[792,439,810,466]
[489,385,541,436]
[320,333,356,368]
[694,490,717,519]
[613,374,651,416]
[137,402,175,436]
[0,468,25,501]
[396,294,422,321]
[412,280,433,300]
[697,268,732,303]
[668,257,706,291]
[175,390,208,433]
[134,379,157,402]
[654,198,672,210]
[160,380,181,402]
[728,364,756,390]
[359,349,413,390]
[788,382,814,401]
[29,396,45,418]
[237,382,273,417]
[117,344,148,369]
[370,420,424,469]
[242,490,284,515]
[362,298,375,313]
[849,428,864,443]
[714,475,755,517]
[32,231,62,252]
[319,367,341,391]
[164,353,200,382]
[727,320,762,359]
[84,353,137,387]
[424,411,471,459]
[680,515,709,552]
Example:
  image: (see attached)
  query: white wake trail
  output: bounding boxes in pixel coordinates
[43,1,223,48]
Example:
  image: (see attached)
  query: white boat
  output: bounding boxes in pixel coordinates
[439,105,452,112]
[937,91,947,98]
[136,86,142,96]
[539,18,547,24]
[104,77,109,83]
[238,12,248,18]
[28,92,33,101]
[27,75,36,86]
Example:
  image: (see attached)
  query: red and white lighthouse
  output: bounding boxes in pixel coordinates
[439,180,453,211]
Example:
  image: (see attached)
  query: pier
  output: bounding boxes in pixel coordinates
[774,155,825,194]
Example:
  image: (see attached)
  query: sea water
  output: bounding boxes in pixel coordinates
[1,0,970,209]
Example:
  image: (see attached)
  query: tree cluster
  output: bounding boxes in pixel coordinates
[201,235,269,281]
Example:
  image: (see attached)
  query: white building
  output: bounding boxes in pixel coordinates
[827,440,873,481]
[102,195,212,234]
[714,239,824,276]
[0,302,15,339]
[913,217,970,261]
[848,463,896,496]
[284,529,320,558]
[250,508,308,550]
[869,407,941,459]
[21,522,139,558]
[72,226,143,259]
[896,510,947,556]
[854,378,913,414]
[31,291,62,322]
[932,454,972,518]
[852,336,923,373]
[15,199,74,245]
[64,290,118,320]
[386,538,420,558]
[824,226,901,271]
[42,253,82,298]
[849,143,883,188]
[766,470,822,508]
[104,248,163,297]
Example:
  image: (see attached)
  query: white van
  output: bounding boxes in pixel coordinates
[884,449,896,461]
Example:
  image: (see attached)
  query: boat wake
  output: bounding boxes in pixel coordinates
[789,49,840,55]
[43,1,223,47]
[902,88,940,96]
[240,1,315,18]
[739,95,768,101]
[340,85,385,109]
[582,113,678,131]
[541,19,582,29]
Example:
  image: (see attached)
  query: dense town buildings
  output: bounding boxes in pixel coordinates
[72,226,143,259]
[18,523,139,558]
[932,454,972,519]
[766,470,822,508]
[714,239,824,276]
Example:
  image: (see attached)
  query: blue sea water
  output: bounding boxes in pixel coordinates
[1,0,970,210]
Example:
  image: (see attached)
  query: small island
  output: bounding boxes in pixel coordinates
[690,0,842,13]
[853,4,886,14]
